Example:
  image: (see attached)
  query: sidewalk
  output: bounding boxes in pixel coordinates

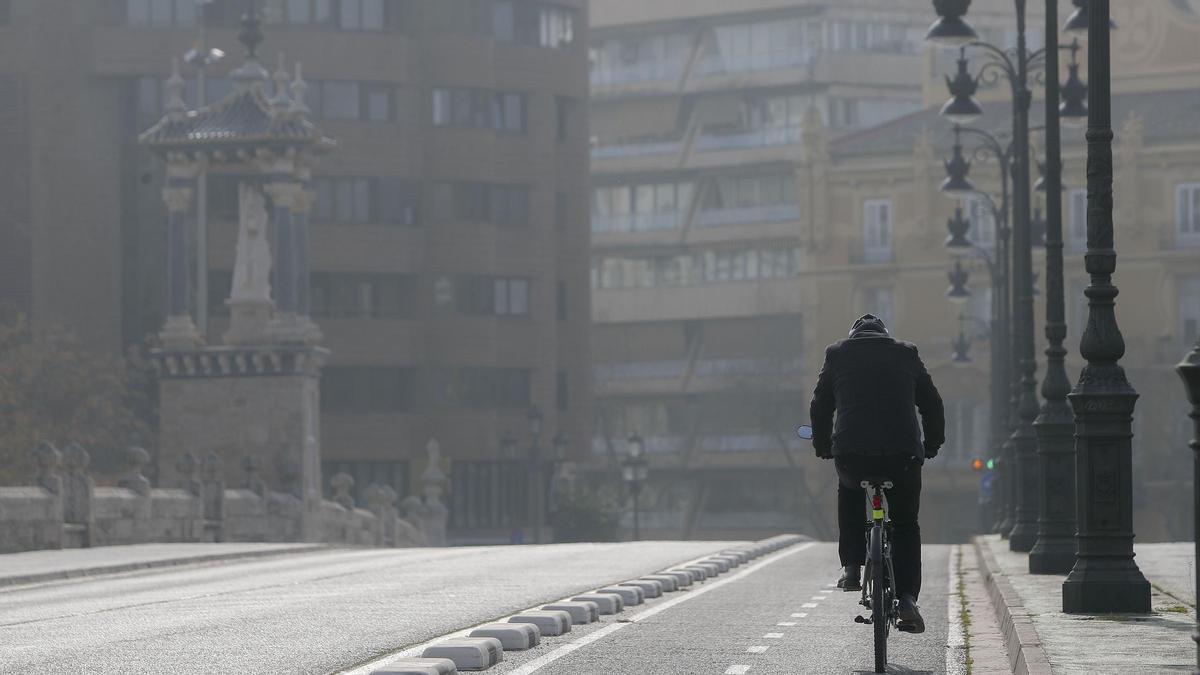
[0,542,327,587]
[974,534,1195,674]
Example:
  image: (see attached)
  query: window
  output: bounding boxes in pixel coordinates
[862,286,895,327]
[0,0,11,25]
[429,368,532,409]
[318,80,360,120]
[591,246,802,290]
[126,0,196,27]
[1176,183,1200,246]
[539,5,575,48]
[555,96,573,142]
[310,273,416,319]
[339,0,385,30]
[965,196,996,248]
[1180,277,1200,349]
[863,199,893,262]
[593,182,693,232]
[433,87,525,133]
[555,192,567,230]
[556,282,568,321]
[285,0,333,24]
[1068,188,1088,251]
[556,370,569,412]
[444,276,531,317]
[321,367,416,413]
[492,0,516,41]
[363,84,393,122]
[312,177,419,226]
[494,278,529,316]
[433,182,530,226]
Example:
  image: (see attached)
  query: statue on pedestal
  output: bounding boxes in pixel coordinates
[224,183,275,345]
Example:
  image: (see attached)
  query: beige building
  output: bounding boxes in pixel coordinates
[0,0,592,543]
[590,0,1200,543]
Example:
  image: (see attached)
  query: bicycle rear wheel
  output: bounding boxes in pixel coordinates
[871,525,887,673]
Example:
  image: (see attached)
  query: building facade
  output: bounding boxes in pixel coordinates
[0,0,592,543]
[589,0,1200,543]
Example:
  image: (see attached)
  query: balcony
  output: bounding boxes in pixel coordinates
[695,204,800,228]
[694,47,817,77]
[593,360,687,381]
[592,212,682,234]
[590,433,803,456]
[591,137,681,160]
[590,60,686,87]
[695,126,803,152]
[692,357,803,378]
[851,247,895,265]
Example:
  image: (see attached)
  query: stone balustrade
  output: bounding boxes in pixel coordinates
[0,442,446,554]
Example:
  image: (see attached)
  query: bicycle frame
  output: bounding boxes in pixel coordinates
[859,480,897,674]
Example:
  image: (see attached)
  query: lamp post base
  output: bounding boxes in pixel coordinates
[1028,538,1075,574]
[1062,562,1151,614]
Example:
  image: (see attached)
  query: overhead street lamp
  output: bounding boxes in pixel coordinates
[621,433,649,541]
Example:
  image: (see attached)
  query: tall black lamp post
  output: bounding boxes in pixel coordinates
[1028,0,1076,575]
[1061,0,1151,614]
[1178,338,1200,670]
[622,433,648,541]
[527,406,544,544]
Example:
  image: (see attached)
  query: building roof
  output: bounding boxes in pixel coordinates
[831,88,1200,160]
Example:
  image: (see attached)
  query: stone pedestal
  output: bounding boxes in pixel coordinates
[154,346,327,541]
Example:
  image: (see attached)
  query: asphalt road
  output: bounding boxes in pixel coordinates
[0,541,955,675]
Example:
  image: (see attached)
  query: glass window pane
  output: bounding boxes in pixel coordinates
[361,0,384,29]
[339,0,359,28]
[314,179,334,221]
[322,80,360,119]
[315,0,331,23]
[494,279,509,315]
[432,89,450,125]
[635,185,654,215]
[510,279,529,315]
[493,0,515,41]
[174,0,195,25]
[353,178,371,222]
[655,183,676,212]
[287,0,311,23]
[367,87,390,121]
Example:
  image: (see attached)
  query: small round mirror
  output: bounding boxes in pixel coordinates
[796,425,814,441]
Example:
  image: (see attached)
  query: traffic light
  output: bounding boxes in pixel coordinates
[986,458,995,470]
[971,458,984,471]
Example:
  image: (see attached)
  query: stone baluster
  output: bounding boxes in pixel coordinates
[421,439,449,547]
[31,441,62,496]
[365,484,391,546]
[242,455,267,498]
[202,452,225,523]
[330,473,355,511]
[118,446,152,497]
[177,452,201,496]
[61,443,94,526]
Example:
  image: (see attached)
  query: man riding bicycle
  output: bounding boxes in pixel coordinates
[809,314,945,634]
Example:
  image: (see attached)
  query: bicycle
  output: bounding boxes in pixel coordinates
[797,425,900,674]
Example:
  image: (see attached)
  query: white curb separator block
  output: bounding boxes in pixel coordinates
[597,585,644,605]
[677,566,709,581]
[469,623,540,650]
[572,593,622,614]
[622,579,663,598]
[542,601,599,624]
[703,558,731,573]
[657,570,693,587]
[421,638,502,671]
[640,574,680,592]
[371,657,459,675]
[508,610,572,636]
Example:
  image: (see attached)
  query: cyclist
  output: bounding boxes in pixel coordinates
[809,314,944,634]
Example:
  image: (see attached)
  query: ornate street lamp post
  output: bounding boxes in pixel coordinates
[1029,0,1076,575]
[1061,0,1150,614]
[527,406,544,544]
[622,433,648,541]
[1178,338,1200,670]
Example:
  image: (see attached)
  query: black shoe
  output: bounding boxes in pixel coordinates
[837,566,862,592]
[897,594,925,634]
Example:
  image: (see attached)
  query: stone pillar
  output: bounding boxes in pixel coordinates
[32,441,62,496]
[118,446,152,498]
[161,179,202,350]
[266,181,321,344]
[293,186,315,317]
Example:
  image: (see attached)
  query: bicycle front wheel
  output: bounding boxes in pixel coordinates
[871,524,887,673]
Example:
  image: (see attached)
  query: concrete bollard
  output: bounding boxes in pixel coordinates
[678,566,710,581]
[507,610,572,637]
[571,593,623,614]
[695,561,722,576]
[621,579,663,599]
[640,574,680,592]
[421,638,502,671]
[597,585,644,605]
[703,558,731,573]
[656,570,693,588]
[372,658,459,675]
[542,601,599,624]
[469,623,540,650]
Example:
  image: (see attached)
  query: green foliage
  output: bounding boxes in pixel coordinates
[551,489,620,543]
[0,310,155,484]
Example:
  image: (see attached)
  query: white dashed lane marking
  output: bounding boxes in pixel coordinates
[776,621,796,626]
[801,602,819,608]
[747,646,770,654]
[811,595,828,600]
[763,633,783,639]
[724,666,751,675]
[791,612,808,618]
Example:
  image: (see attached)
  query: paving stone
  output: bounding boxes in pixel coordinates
[420,638,502,671]
[468,623,539,650]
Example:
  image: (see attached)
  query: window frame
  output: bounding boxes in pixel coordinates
[862,198,894,262]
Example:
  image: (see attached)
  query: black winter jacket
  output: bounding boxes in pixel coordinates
[808,329,945,463]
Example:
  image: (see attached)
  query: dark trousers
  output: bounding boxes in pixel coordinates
[835,455,922,600]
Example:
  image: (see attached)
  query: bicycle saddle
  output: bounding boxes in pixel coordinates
[859,478,894,489]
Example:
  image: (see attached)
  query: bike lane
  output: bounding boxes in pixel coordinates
[519,542,953,675]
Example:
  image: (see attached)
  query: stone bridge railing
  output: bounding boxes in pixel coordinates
[0,442,448,554]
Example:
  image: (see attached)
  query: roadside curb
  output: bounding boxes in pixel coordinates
[972,537,1053,675]
[0,544,330,589]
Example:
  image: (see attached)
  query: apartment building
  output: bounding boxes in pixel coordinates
[0,0,591,542]
[588,0,1200,543]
